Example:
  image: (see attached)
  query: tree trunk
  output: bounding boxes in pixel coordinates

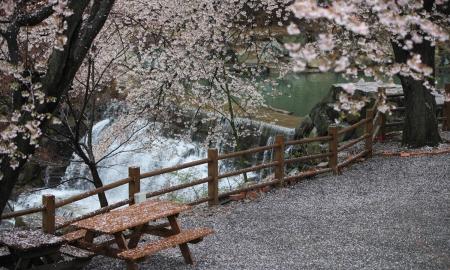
[399,76,441,147]
[0,139,36,218]
[391,38,441,147]
[0,163,22,217]
[88,163,109,208]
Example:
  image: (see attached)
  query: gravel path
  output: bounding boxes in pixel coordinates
[85,153,450,270]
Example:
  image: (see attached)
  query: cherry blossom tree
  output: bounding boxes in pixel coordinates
[110,0,293,147]
[97,0,295,183]
[287,0,450,147]
[0,0,116,215]
[1,0,294,214]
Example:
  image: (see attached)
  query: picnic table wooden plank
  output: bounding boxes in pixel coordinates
[117,228,214,261]
[0,230,75,270]
[59,244,94,259]
[68,200,212,270]
[0,230,64,252]
[73,200,191,234]
[62,229,86,243]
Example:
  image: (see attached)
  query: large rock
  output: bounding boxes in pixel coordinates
[295,82,400,139]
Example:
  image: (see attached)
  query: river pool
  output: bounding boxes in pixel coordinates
[264,71,450,117]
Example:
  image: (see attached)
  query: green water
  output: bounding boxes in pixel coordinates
[261,72,346,117]
[263,72,450,117]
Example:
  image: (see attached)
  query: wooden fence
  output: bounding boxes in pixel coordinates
[1,86,449,235]
[379,84,450,136]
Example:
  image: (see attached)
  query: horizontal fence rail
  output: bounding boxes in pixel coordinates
[285,152,332,164]
[218,178,281,199]
[144,177,211,199]
[338,118,370,135]
[1,206,44,220]
[218,161,279,179]
[188,197,210,206]
[217,145,275,160]
[140,158,210,179]
[3,85,449,237]
[56,177,132,208]
[285,135,332,146]
[386,93,404,98]
[283,167,333,183]
[338,134,370,152]
[338,150,370,168]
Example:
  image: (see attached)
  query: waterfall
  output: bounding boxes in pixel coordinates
[14,119,239,217]
[13,112,295,217]
[255,121,294,180]
[214,117,294,182]
[216,118,295,181]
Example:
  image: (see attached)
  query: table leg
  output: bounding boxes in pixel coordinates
[126,260,139,270]
[113,233,128,250]
[128,225,144,249]
[167,216,194,265]
[114,233,139,270]
[43,252,62,264]
[84,230,95,244]
[15,257,31,270]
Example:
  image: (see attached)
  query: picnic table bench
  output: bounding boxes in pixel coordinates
[66,199,213,270]
[0,229,92,270]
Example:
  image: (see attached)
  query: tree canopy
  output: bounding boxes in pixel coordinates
[287,0,449,146]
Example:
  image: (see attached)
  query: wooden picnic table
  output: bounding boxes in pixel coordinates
[68,200,213,270]
[0,229,92,270]
[0,229,64,270]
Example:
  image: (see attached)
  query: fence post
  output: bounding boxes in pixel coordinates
[274,135,285,186]
[207,148,219,207]
[443,84,450,131]
[42,194,55,234]
[328,125,339,174]
[380,113,386,141]
[378,87,387,141]
[128,166,141,205]
[365,108,374,157]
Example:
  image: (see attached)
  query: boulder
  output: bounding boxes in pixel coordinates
[294,81,404,139]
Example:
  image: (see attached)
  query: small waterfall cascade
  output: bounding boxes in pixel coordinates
[14,119,236,217]
[14,112,295,217]
[256,121,295,180]
[218,118,295,181]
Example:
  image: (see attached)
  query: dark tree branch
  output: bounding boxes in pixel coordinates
[16,3,55,27]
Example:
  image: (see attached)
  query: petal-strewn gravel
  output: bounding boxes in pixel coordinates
[85,153,450,270]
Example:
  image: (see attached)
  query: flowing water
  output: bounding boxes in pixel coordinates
[15,120,218,216]
[13,117,292,217]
